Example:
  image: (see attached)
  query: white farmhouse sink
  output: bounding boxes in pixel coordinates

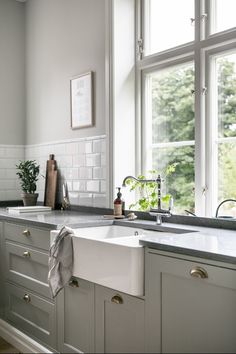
[72,226,145,296]
[50,225,162,296]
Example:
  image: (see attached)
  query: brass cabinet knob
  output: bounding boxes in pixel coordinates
[111,294,123,305]
[190,267,208,279]
[23,294,31,303]
[23,251,31,258]
[22,229,31,237]
[69,279,79,288]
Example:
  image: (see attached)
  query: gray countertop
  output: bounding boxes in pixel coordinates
[114,219,236,264]
[0,208,113,229]
[0,207,236,264]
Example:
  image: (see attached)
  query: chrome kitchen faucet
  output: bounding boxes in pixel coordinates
[122,175,173,225]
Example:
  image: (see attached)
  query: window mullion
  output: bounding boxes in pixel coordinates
[194,0,206,216]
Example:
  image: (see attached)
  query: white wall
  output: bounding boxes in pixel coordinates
[25,0,106,145]
[0,0,25,145]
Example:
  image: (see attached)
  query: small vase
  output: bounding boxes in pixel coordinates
[21,193,39,206]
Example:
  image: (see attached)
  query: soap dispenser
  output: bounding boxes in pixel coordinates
[114,187,124,216]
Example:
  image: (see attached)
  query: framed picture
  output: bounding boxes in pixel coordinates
[70,71,94,129]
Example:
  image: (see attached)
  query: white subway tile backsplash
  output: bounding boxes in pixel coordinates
[0,191,6,200]
[5,190,20,200]
[0,145,24,200]
[58,155,73,168]
[65,142,77,155]
[1,136,107,206]
[86,180,100,193]
[101,153,106,167]
[85,141,92,154]
[73,180,86,192]
[66,168,79,180]
[68,191,80,205]
[101,180,106,193]
[52,143,66,156]
[78,193,93,207]
[93,140,102,153]
[78,141,86,154]
[78,167,93,180]
[93,167,106,180]
[86,154,101,167]
[73,154,85,167]
[93,194,106,208]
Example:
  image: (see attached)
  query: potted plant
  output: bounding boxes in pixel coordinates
[16,160,40,206]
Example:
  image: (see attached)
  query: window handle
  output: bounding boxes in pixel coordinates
[202,87,207,95]
[190,18,195,26]
[201,13,208,22]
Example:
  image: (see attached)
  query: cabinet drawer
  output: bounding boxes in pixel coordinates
[5,242,51,298]
[4,222,50,251]
[5,282,56,349]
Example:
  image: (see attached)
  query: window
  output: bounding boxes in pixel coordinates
[208,52,236,215]
[144,0,194,55]
[208,0,236,35]
[138,0,236,217]
[143,63,195,214]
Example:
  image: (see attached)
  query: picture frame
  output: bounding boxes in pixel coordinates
[70,71,94,129]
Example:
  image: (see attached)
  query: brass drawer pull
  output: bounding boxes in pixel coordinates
[190,267,208,279]
[111,294,123,305]
[23,294,31,303]
[22,229,31,237]
[69,279,79,288]
[23,251,31,258]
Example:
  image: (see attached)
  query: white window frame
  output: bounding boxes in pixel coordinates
[136,0,236,217]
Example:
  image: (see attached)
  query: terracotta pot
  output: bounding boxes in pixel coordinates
[21,193,39,206]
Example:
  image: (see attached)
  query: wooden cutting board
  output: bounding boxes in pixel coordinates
[44,154,58,209]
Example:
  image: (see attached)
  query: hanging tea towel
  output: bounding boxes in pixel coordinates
[48,226,74,298]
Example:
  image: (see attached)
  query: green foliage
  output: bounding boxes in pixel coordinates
[150,58,236,214]
[218,59,236,138]
[16,160,40,194]
[125,167,176,212]
[151,64,195,213]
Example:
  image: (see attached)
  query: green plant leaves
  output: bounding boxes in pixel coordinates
[127,168,175,212]
[16,160,40,194]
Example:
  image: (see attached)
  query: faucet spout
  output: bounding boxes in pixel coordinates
[122,175,156,187]
[122,174,173,225]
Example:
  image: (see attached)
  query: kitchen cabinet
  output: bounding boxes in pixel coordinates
[95,285,145,353]
[57,277,95,353]
[1,221,56,350]
[145,249,236,353]
[5,282,56,349]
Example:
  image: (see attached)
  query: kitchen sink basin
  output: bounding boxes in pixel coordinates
[50,225,183,296]
[71,225,144,240]
[71,225,145,296]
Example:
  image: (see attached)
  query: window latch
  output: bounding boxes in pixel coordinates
[202,87,208,95]
[137,38,144,59]
[201,13,208,22]
[190,18,195,26]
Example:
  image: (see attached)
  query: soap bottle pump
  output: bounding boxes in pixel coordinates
[114,187,124,216]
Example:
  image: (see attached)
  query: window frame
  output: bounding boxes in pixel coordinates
[136,0,236,217]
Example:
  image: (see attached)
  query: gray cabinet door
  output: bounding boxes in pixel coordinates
[5,241,50,298]
[5,282,56,350]
[146,251,236,353]
[95,285,145,353]
[57,277,95,353]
